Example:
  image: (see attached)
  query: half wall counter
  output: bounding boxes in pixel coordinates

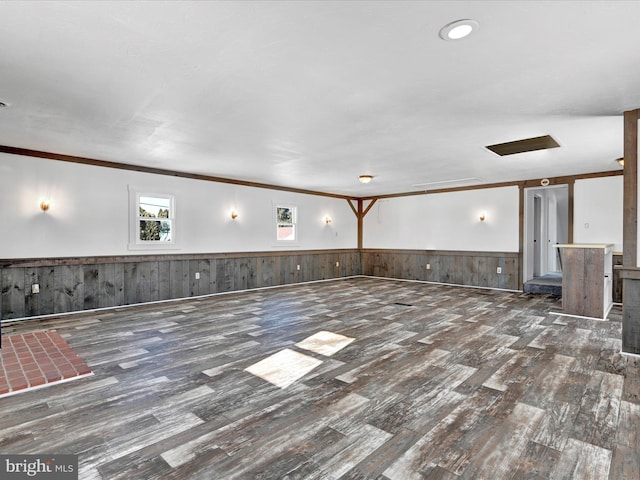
[556,243,614,320]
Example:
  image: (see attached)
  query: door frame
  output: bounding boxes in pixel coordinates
[523,184,569,282]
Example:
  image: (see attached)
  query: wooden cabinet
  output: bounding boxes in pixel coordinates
[557,243,614,319]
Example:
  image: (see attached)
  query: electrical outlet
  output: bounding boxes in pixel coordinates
[297,265,300,271]
[195,272,200,280]
[426,263,431,270]
[335,262,340,267]
[497,267,502,274]
[31,283,40,294]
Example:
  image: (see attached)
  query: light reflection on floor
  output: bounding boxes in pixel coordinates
[244,348,323,389]
[295,330,354,356]
[244,331,354,388]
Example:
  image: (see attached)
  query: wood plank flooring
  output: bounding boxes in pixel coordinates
[0,277,637,479]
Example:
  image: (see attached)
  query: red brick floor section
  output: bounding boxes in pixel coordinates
[0,330,92,398]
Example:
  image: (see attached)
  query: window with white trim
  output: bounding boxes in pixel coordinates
[129,189,175,249]
[275,204,297,242]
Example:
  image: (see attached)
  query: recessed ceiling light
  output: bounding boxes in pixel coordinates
[439,19,479,41]
[359,175,373,184]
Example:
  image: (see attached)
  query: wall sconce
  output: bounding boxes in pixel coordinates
[617,157,624,167]
[231,210,238,220]
[325,216,332,224]
[479,211,486,222]
[40,199,51,212]
[358,175,373,184]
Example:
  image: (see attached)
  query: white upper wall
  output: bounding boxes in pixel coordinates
[363,186,520,252]
[2,152,625,259]
[573,175,623,251]
[0,153,357,258]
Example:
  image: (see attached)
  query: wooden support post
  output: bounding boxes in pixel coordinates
[518,184,524,290]
[621,108,640,354]
[347,198,377,250]
[360,199,377,250]
[623,109,639,268]
[567,180,574,244]
[357,199,364,250]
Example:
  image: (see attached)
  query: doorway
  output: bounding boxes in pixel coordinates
[523,185,569,283]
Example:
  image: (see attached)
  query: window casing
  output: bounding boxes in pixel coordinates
[129,189,175,249]
[275,204,297,243]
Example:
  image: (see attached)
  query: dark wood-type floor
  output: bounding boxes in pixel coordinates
[0,277,638,479]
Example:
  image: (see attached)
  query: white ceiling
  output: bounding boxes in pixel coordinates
[0,1,637,197]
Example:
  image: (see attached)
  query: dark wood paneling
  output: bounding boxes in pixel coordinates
[2,268,25,319]
[123,262,138,306]
[613,253,623,303]
[619,267,640,354]
[360,249,519,291]
[98,262,124,308]
[53,265,83,314]
[561,246,609,319]
[0,248,359,268]
[561,248,584,316]
[234,257,250,291]
[188,260,200,296]
[24,266,54,317]
[169,260,190,299]
[2,249,517,320]
[584,248,604,317]
[83,265,100,310]
[157,261,172,301]
[487,256,500,289]
[1,250,360,320]
[246,257,257,290]
[623,109,638,268]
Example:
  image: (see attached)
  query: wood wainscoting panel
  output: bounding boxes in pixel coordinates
[1,250,360,320]
[82,264,100,310]
[1,267,26,319]
[24,266,55,317]
[3,249,510,320]
[361,249,520,291]
[53,265,84,314]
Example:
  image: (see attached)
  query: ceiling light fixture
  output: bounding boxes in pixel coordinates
[439,19,479,41]
[359,175,373,184]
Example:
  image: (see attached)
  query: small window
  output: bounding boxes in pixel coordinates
[276,205,297,242]
[129,188,175,249]
[138,195,173,242]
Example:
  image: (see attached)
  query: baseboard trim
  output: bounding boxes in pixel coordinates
[362,275,522,293]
